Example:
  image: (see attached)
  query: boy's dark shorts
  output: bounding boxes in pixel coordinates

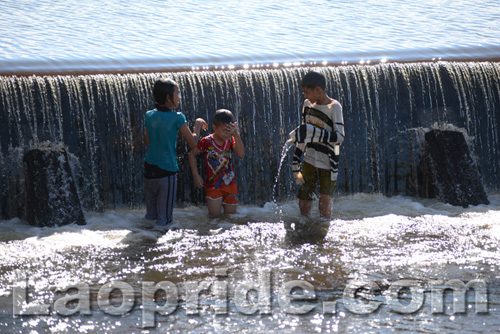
[298,162,336,201]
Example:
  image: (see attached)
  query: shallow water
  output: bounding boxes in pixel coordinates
[1,194,499,333]
[1,0,500,73]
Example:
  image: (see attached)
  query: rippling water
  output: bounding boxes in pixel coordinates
[1,0,500,73]
[1,194,500,333]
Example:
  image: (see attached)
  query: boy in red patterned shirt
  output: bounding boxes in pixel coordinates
[189,109,245,217]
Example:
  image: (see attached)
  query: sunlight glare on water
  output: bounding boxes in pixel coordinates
[1,0,500,73]
[1,194,500,332]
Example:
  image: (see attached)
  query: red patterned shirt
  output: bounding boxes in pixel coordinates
[197,134,236,189]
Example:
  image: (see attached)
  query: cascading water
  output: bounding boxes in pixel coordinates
[1,62,499,220]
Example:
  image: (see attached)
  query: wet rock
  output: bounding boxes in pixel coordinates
[284,217,329,244]
[419,129,489,207]
[23,142,86,226]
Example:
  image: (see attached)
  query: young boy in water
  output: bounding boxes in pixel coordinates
[288,71,345,218]
[144,78,207,229]
[189,109,245,217]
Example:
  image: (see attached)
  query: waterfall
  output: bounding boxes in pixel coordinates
[1,62,499,219]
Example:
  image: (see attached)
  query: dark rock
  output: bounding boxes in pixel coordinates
[419,129,489,207]
[284,217,329,245]
[23,142,86,226]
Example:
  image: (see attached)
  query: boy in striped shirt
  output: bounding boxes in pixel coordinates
[289,71,345,218]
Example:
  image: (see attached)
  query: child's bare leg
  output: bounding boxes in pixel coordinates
[207,198,223,217]
[223,204,237,214]
[299,199,312,216]
[319,194,331,218]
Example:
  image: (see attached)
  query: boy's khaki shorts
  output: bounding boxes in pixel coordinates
[298,162,336,201]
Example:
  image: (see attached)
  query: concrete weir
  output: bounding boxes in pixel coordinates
[23,142,86,226]
[1,62,499,221]
[418,129,489,208]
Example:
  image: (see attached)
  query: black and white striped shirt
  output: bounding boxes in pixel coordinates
[290,99,345,181]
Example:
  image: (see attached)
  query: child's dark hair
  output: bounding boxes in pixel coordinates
[153,78,177,106]
[301,71,326,90]
[213,109,235,126]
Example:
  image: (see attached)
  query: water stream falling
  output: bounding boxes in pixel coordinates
[1,62,499,219]
[272,141,294,205]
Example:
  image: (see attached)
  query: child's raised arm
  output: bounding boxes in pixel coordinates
[192,118,208,142]
[227,122,245,158]
[180,118,208,149]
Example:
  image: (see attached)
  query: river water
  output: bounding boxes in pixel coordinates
[1,0,500,333]
[1,194,500,333]
[1,0,500,73]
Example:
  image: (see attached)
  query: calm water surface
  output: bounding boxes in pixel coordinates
[1,0,500,73]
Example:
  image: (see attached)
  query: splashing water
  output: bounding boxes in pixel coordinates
[1,194,500,333]
[272,140,294,207]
